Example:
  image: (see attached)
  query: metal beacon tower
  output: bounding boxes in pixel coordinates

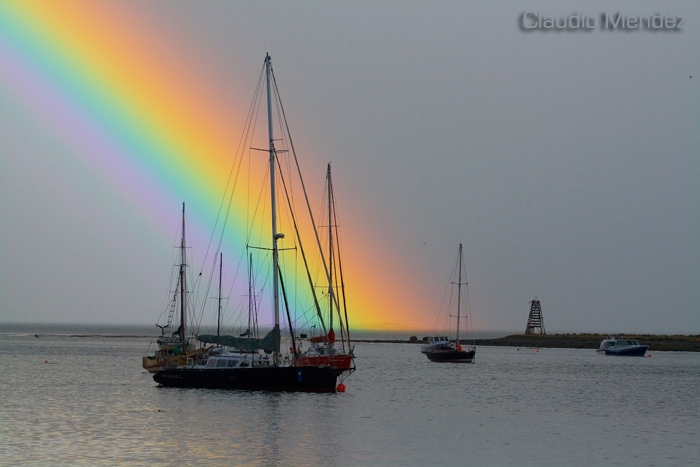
[525,297,546,335]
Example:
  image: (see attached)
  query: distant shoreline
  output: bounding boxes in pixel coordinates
[16,331,700,352]
[355,333,700,352]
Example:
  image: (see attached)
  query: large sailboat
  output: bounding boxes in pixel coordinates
[421,244,476,363]
[153,54,354,392]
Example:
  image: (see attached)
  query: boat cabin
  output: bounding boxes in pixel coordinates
[597,336,617,353]
[612,339,641,348]
[204,356,251,368]
[426,336,450,344]
[421,335,455,354]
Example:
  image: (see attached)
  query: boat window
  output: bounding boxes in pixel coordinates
[217,359,228,368]
[227,359,238,367]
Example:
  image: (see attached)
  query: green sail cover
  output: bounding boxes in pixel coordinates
[197,326,281,353]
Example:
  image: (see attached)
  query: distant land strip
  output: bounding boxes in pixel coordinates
[27,332,700,352]
[355,333,700,352]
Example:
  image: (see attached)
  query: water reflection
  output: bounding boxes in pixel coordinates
[1,331,699,466]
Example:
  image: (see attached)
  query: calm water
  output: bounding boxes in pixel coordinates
[1,324,698,466]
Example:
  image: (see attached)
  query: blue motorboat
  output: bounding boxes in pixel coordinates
[603,337,649,356]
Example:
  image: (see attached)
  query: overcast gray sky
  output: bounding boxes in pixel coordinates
[0,1,698,334]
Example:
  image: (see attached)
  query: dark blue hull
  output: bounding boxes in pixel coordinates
[424,348,476,363]
[605,345,648,356]
[153,365,345,392]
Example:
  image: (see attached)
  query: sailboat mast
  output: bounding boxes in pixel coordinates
[180,202,187,347]
[327,163,334,333]
[217,252,222,337]
[266,54,282,334]
[248,253,253,339]
[456,243,463,344]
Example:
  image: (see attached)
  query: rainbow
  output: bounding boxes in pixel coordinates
[0,1,435,331]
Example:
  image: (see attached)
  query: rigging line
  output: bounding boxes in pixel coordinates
[270,72,295,211]
[252,249,272,331]
[161,212,186,315]
[181,210,205,334]
[311,182,330,288]
[216,68,266,260]
[251,258,261,339]
[184,209,210,334]
[277,268,298,359]
[198,62,265,278]
[460,250,476,343]
[270,67,337,326]
[202,65,272,332]
[315,166,348,345]
[330,181,351,346]
[240,75,268,256]
[192,63,268,329]
[328,169,348,339]
[433,250,461,332]
[274,150,328,337]
[246,92,265,249]
[246,149,272,249]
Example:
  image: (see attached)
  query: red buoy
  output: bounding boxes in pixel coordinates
[337,383,346,392]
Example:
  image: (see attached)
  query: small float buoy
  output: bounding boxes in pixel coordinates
[337,383,346,392]
[44,360,48,363]
[536,349,540,353]
[647,354,652,357]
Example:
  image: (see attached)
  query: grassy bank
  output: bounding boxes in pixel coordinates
[469,334,700,352]
[355,333,700,352]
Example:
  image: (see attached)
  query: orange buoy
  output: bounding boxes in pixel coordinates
[536,349,540,353]
[337,383,346,392]
[44,360,48,363]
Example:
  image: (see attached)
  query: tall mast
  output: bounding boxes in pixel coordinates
[248,253,253,340]
[179,202,187,346]
[455,243,463,344]
[327,163,334,333]
[266,54,282,338]
[217,252,222,337]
